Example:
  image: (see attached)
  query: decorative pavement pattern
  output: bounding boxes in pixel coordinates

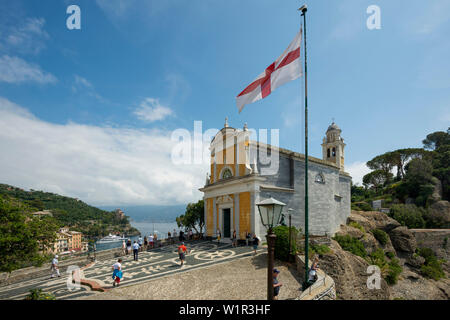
[0,241,264,300]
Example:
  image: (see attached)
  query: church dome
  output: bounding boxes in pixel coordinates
[327,122,340,132]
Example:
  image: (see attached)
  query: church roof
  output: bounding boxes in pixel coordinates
[327,122,340,132]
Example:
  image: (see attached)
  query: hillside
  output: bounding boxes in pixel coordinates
[0,184,139,238]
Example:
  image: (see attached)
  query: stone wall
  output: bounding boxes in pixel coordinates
[411,229,450,260]
[258,152,351,237]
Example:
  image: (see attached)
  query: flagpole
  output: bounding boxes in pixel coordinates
[299,4,309,289]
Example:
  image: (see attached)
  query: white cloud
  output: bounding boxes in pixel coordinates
[134,98,173,122]
[0,97,207,206]
[0,55,57,84]
[346,161,371,186]
[0,17,49,55]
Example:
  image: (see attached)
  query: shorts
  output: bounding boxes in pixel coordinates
[179,252,185,260]
[253,245,258,250]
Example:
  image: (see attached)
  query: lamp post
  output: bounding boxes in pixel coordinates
[256,197,286,300]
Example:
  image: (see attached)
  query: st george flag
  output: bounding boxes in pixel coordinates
[236,29,302,113]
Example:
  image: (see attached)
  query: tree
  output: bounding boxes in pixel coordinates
[176,200,205,234]
[363,170,393,192]
[0,196,59,273]
[423,129,450,150]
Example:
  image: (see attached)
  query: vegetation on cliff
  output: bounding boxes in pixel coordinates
[351,128,450,229]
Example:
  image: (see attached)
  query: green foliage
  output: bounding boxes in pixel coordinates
[416,247,445,280]
[389,204,426,229]
[351,201,372,212]
[175,200,204,234]
[349,221,365,233]
[386,258,402,285]
[0,184,138,238]
[363,170,393,192]
[310,244,331,256]
[385,251,395,259]
[333,235,367,258]
[0,196,59,273]
[371,229,388,245]
[25,288,56,300]
[273,225,298,261]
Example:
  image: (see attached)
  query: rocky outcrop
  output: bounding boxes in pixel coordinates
[388,226,417,254]
[349,210,400,232]
[318,240,391,300]
[427,201,450,228]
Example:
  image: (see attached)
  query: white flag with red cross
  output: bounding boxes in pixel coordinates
[236,29,302,113]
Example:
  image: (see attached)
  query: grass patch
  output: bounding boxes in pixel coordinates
[349,221,365,233]
[367,248,402,285]
[416,247,445,280]
[333,234,367,258]
[371,229,389,246]
[310,244,331,256]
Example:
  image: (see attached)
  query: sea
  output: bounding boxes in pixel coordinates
[94,220,179,252]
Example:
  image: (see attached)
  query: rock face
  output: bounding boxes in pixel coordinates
[349,211,400,232]
[388,226,417,254]
[318,240,391,300]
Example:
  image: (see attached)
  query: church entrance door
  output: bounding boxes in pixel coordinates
[223,208,231,238]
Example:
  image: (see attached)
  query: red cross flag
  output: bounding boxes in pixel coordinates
[236,29,302,113]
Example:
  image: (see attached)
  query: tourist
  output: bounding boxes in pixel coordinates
[246,231,251,246]
[126,239,132,255]
[232,230,237,247]
[307,258,319,286]
[143,236,148,251]
[216,229,221,244]
[112,258,123,287]
[173,229,177,243]
[154,233,158,248]
[121,240,126,255]
[168,231,172,244]
[138,236,143,247]
[178,242,188,267]
[179,230,184,242]
[188,229,193,241]
[50,255,60,278]
[252,233,259,254]
[273,268,282,300]
[148,234,154,249]
[132,241,140,261]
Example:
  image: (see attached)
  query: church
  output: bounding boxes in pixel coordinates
[200,119,352,241]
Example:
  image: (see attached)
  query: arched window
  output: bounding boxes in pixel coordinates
[332,147,336,157]
[222,168,233,180]
[315,173,325,184]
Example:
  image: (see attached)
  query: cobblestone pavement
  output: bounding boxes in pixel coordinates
[79,252,303,300]
[0,241,264,300]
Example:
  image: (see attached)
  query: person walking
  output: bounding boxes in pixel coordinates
[143,236,148,251]
[179,230,184,242]
[138,236,143,250]
[132,241,139,261]
[178,242,188,267]
[50,255,60,278]
[148,234,154,249]
[252,233,260,254]
[154,233,158,248]
[112,258,123,287]
[126,239,132,256]
[232,230,237,248]
[273,268,282,300]
[216,229,221,244]
[121,240,126,255]
[246,231,251,246]
[168,231,172,244]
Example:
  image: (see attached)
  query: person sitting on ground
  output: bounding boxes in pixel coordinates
[112,258,123,287]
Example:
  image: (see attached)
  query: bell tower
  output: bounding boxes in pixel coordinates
[321,121,346,171]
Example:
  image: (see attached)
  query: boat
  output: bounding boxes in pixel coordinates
[97,234,127,243]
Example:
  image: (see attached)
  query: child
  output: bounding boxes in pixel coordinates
[112,258,123,287]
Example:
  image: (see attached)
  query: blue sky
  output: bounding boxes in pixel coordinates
[0,0,449,206]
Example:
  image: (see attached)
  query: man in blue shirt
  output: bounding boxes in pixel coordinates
[273,268,282,300]
[132,241,140,261]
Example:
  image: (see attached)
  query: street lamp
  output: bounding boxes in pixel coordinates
[256,197,286,300]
